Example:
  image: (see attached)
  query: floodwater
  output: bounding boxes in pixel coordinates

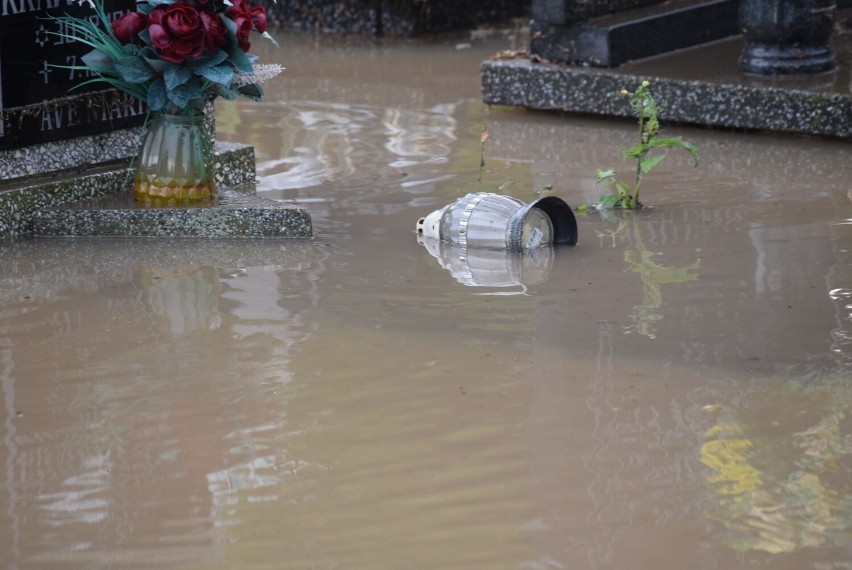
[3,27,852,570]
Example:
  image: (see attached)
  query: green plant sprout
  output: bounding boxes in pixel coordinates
[595,81,698,210]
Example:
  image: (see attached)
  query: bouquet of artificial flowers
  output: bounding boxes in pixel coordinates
[55,0,283,115]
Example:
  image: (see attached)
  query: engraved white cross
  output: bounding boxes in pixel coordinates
[38,60,52,84]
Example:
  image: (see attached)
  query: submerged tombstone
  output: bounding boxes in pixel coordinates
[529,0,740,67]
[481,0,852,139]
[0,0,310,239]
[0,0,145,172]
[0,0,154,237]
[739,0,837,75]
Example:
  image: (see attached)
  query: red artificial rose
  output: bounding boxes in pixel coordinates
[200,10,228,52]
[148,2,205,64]
[226,0,250,17]
[226,0,266,50]
[233,14,254,52]
[111,11,147,44]
[250,6,267,34]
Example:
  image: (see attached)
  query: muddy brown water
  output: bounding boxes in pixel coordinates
[3,29,852,569]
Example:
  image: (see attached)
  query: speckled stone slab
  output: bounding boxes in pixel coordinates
[1,100,217,183]
[0,142,261,238]
[481,34,852,140]
[0,126,142,181]
[31,186,312,239]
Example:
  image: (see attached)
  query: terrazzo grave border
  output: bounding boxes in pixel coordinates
[0,142,259,238]
[0,126,142,181]
[31,186,313,239]
[481,58,852,140]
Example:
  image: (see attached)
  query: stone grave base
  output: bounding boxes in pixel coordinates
[1,141,313,239]
[482,10,852,141]
[32,184,312,239]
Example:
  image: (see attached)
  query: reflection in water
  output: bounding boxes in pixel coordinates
[700,375,852,555]
[384,104,457,169]
[0,239,324,566]
[242,100,459,198]
[136,265,222,335]
[418,236,554,290]
[253,101,365,191]
[37,454,111,526]
[595,211,700,338]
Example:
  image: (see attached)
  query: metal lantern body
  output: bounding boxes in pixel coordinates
[416,193,578,251]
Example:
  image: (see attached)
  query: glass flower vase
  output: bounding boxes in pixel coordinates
[133,112,215,204]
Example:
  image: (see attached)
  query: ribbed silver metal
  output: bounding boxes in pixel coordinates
[417,192,578,251]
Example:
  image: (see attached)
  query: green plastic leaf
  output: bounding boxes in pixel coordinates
[147,79,168,111]
[198,64,234,87]
[236,82,264,101]
[222,13,238,35]
[228,45,254,73]
[81,49,115,73]
[168,78,202,109]
[221,17,253,73]
[164,65,193,90]
[143,58,169,74]
[123,44,141,57]
[46,15,125,61]
[115,56,153,83]
[216,84,239,100]
[190,49,229,70]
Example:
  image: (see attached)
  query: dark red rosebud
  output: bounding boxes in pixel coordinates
[148,2,205,64]
[231,14,254,52]
[226,0,266,47]
[200,10,228,51]
[226,0,251,18]
[250,5,266,34]
[111,11,147,44]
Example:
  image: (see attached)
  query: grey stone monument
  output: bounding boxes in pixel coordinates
[739,0,837,75]
[0,0,146,177]
[0,0,310,239]
[481,0,852,139]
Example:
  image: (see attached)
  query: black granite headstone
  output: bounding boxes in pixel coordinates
[530,0,740,67]
[532,0,666,25]
[0,0,145,151]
